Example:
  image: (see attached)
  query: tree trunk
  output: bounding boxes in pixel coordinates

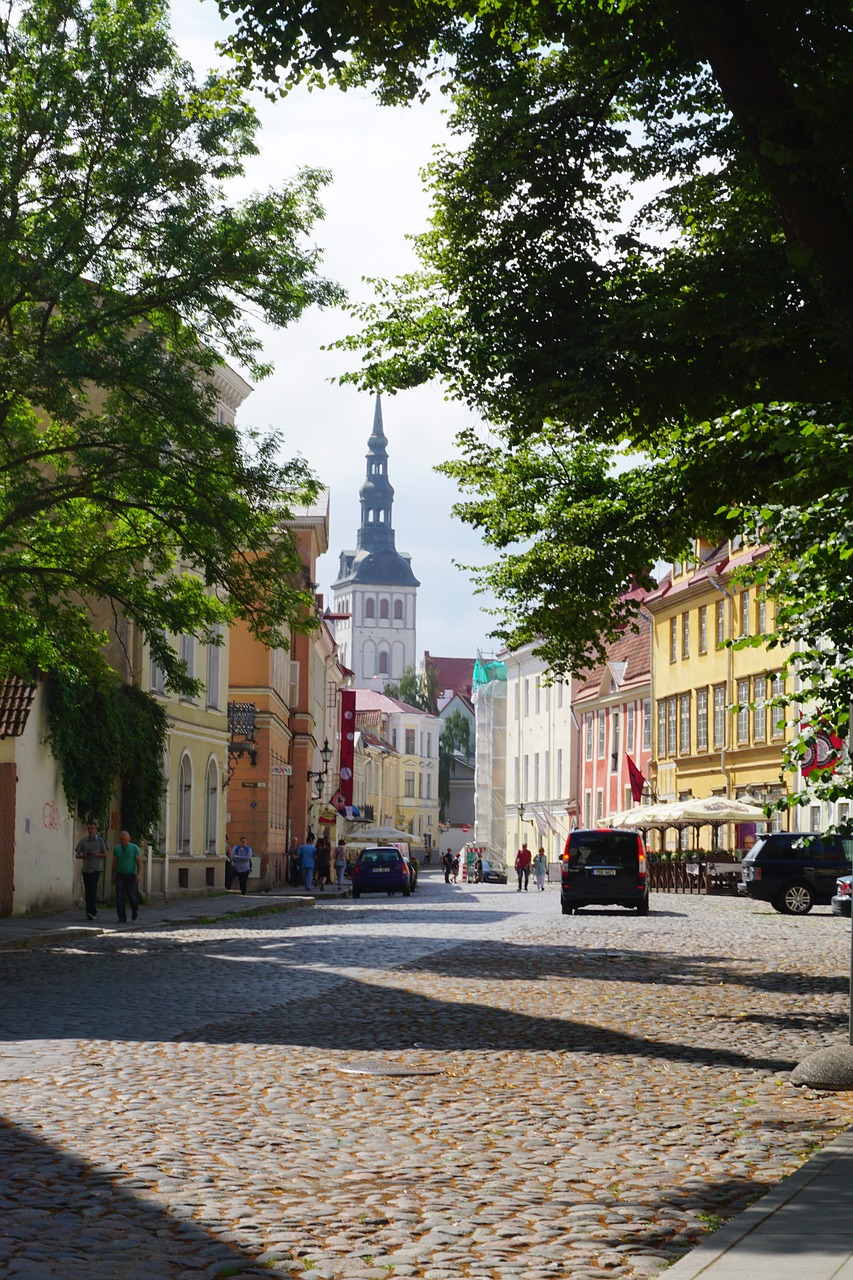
[678,0,853,376]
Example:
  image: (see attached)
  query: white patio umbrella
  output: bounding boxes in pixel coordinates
[673,796,766,823]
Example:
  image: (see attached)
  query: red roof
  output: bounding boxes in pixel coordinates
[0,677,36,738]
[354,688,429,717]
[572,612,651,705]
[423,653,475,699]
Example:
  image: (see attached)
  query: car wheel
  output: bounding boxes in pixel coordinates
[351,887,360,899]
[636,895,650,916]
[403,883,411,898]
[780,882,815,914]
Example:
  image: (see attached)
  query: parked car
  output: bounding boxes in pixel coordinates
[481,857,508,884]
[831,874,852,917]
[350,846,412,898]
[560,828,649,915]
[739,832,853,914]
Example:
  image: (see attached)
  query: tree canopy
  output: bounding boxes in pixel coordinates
[219,0,853,757]
[0,0,342,691]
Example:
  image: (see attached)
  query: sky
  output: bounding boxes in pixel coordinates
[170,0,500,664]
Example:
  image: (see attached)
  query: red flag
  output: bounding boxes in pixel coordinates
[626,754,645,803]
[339,690,356,806]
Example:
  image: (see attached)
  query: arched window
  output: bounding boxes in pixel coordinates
[379,599,389,620]
[378,650,389,675]
[177,754,193,853]
[204,757,219,855]
[364,597,375,619]
[393,599,404,620]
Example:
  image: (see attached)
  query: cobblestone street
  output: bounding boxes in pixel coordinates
[1,876,851,1280]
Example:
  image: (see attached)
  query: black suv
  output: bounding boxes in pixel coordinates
[739,832,853,914]
[560,828,649,915]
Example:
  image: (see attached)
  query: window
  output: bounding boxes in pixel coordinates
[514,683,520,720]
[150,632,167,696]
[394,599,404,620]
[557,681,564,708]
[737,678,750,743]
[377,650,389,674]
[698,605,708,654]
[598,710,606,758]
[585,714,593,760]
[740,591,749,637]
[404,771,415,798]
[771,673,785,738]
[177,754,192,853]
[670,616,677,662]
[611,709,620,772]
[596,790,604,823]
[206,626,222,709]
[427,775,432,799]
[556,748,563,793]
[180,634,196,700]
[657,701,667,756]
[405,728,416,755]
[667,698,677,756]
[679,693,691,754]
[753,676,767,740]
[627,703,635,753]
[523,754,529,797]
[535,678,540,715]
[584,792,592,828]
[682,612,690,659]
[524,680,530,716]
[757,594,767,634]
[379,598,389,619]
[716,600,725,647]
[419,773,424,798]
[713,686,726,748]
[697,688,708,752]
[643,699,652,751]
[545,750,550,794]
[365,597,375,619]
[426,733,432,758]
[204,758,218,855]
[534,752,540,799]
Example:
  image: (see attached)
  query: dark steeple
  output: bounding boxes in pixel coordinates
[333,394,419,588]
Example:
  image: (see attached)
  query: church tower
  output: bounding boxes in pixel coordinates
[331,396,419,687]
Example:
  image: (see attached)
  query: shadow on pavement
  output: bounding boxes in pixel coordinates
[0,1117,272,1278]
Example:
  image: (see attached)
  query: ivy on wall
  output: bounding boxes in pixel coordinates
[46,670,168,839]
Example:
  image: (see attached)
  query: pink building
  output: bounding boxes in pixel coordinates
[572,605,652,829]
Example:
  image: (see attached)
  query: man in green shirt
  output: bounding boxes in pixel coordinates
[112,830,142,924]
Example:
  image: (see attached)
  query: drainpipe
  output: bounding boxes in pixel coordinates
[708,577,734,798]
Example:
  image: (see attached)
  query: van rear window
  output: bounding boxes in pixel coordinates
[568,832,639,868]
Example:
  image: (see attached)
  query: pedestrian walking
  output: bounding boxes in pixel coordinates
[334,838,348,888]
[515,840,532,892]
[315,833,332,891]
[452,854,460,883]
[442,849,453,884]
[474,853,484,884]
[75,820,108,920]
[298,835,316,893]
[287,836,300,886]
[111,830,142,923]
[533,846,548,892]
[229,836,253,895]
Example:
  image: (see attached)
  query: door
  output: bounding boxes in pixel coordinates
[0,763,16,915]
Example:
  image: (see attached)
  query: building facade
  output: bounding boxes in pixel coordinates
[353,689,441,846]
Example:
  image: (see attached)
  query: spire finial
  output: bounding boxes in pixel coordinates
[370,392,386,442]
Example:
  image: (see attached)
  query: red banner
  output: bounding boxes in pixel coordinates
[626,754,645,803]
[339,689,356,806]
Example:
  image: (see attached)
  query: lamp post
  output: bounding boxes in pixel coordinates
[307,738,334,804]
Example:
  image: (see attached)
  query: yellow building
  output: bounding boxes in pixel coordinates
[646,539,793,851]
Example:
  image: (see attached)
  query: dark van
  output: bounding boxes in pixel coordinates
[739,832,852,914]
[560,828,649,916]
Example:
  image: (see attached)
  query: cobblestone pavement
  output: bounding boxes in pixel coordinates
[0,878,852,1280]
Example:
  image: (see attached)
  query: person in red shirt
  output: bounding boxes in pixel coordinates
[515,841,532,892]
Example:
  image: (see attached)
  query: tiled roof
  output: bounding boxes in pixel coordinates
[424,653,475,699]
[0,677,36,738]
[572,612,651,704]
[355,688,430,717]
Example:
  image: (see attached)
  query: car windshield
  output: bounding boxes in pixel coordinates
[568,832,638,868]
[358,850,401,867]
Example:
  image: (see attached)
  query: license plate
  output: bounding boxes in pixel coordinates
[371,867,390,873]
[591,869,617,876]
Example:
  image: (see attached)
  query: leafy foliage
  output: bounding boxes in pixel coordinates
[0,0,343,691]
[46,669,168,837]
[438,709,471,821]
[383,663,439,715]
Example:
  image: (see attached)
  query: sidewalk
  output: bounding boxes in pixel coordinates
[0,883,335,951]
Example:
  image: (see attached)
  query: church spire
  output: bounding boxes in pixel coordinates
[357,393,395,552]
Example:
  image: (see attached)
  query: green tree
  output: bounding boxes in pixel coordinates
[0,0,342,692]
[438,708,471,822]
[219,0,853,786]
[383,663,439,714]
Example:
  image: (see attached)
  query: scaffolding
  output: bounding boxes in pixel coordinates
[472,657,507,862]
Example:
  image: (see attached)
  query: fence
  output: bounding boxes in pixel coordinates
[648,859,742,896]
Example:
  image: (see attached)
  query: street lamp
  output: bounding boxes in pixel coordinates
[307,738,334,802]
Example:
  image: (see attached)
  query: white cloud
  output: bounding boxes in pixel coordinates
[170,0,500,664]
